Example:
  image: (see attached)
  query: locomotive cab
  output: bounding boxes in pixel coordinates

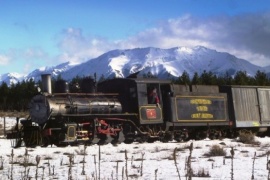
[136,80,169,125]
[98,78,172,125]
[98,78,173,142]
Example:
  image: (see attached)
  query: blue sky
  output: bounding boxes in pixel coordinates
[0,0,270,75]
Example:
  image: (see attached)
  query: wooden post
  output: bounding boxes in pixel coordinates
[16,117,19,131]
[3,117,6,137]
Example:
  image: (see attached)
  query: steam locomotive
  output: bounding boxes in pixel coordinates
[11,74,270,147]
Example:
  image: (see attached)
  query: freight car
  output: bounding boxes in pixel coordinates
[220,85,270,136]
[10,74,270,147]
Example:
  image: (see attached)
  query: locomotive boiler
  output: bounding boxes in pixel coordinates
[19,74,137,147]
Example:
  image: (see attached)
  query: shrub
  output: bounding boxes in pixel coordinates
[238,130,256,144]
[205,145,226,157]
[194,168,210,177]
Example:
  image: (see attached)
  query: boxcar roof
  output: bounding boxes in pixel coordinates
[99,78,172,85]
[220,85,270,88]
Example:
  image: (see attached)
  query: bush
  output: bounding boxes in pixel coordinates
[194,168,210,177]
[205,145,226,157]
[238,130,256,144]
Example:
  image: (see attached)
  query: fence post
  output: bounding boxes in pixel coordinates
[3,117,6,137]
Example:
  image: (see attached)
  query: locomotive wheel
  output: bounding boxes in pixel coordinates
[124,133,134,144]
[147,137,156,143]
[70,142,79,146]
[41,137,50,147]
[161,131,173,143]
[123,124,135,144]
[54,141,68,147]
[174,136,182,142]
[173,131,184,142]
[98,134,108,145]
[196,131,208,140]
[111,132,120,145]
[226,129,237,139]
[124,138,134,144]
[137,135,149,143]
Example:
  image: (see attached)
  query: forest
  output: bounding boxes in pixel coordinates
[0,70,270,112]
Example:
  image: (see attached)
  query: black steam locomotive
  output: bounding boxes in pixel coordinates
[12,74,270,147]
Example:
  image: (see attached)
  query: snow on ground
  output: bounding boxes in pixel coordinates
[1,117,270,180]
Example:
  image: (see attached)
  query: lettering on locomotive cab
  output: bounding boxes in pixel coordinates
[190,99,212,105]
[176,96,226,121]
[196,106,208,111]
[191,113,214,119]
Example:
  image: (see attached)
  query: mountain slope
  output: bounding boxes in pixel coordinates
[0,73,24,85]
[61,46,264,81]
[0,46,267,85]
[24,62,78,82]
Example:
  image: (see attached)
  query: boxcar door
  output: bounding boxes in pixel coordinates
[232,87,261,127]
[257,88,270,123]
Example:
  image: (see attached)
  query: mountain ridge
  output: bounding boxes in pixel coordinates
[1,46,268,85]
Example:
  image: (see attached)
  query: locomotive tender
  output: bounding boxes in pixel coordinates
[12,74,270,147]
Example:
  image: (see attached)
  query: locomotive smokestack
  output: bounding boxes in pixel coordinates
[41,74,52,94]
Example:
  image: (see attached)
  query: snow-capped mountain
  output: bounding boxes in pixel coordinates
[0,46,268,85]
[24,61,78,82]
[60,46,264,81]
[0,73,24,85]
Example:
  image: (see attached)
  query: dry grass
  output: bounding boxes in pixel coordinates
[237,130,258,145]
[0,142,269,179]
[204,145,226,157]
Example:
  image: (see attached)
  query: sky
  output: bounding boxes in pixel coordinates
[0,0,270,75]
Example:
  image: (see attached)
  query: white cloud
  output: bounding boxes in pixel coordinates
[24,48,47,59]
[3,47,49,74]
[2,12,270,75]
[55,12,270,67]
[56,28,115,63]
[120,13,270,66]
[19,48,48,73]
[0,54,10,65]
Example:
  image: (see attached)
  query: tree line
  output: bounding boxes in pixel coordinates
[0,70,270,112]
[172,70,270,86]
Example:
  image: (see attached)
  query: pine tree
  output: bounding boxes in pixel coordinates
[191,72,201,85]
[233,71,252,85]
[254,70,270,86]
[175,71,191,85]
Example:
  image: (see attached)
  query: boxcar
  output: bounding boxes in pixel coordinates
[220,86,270,131]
